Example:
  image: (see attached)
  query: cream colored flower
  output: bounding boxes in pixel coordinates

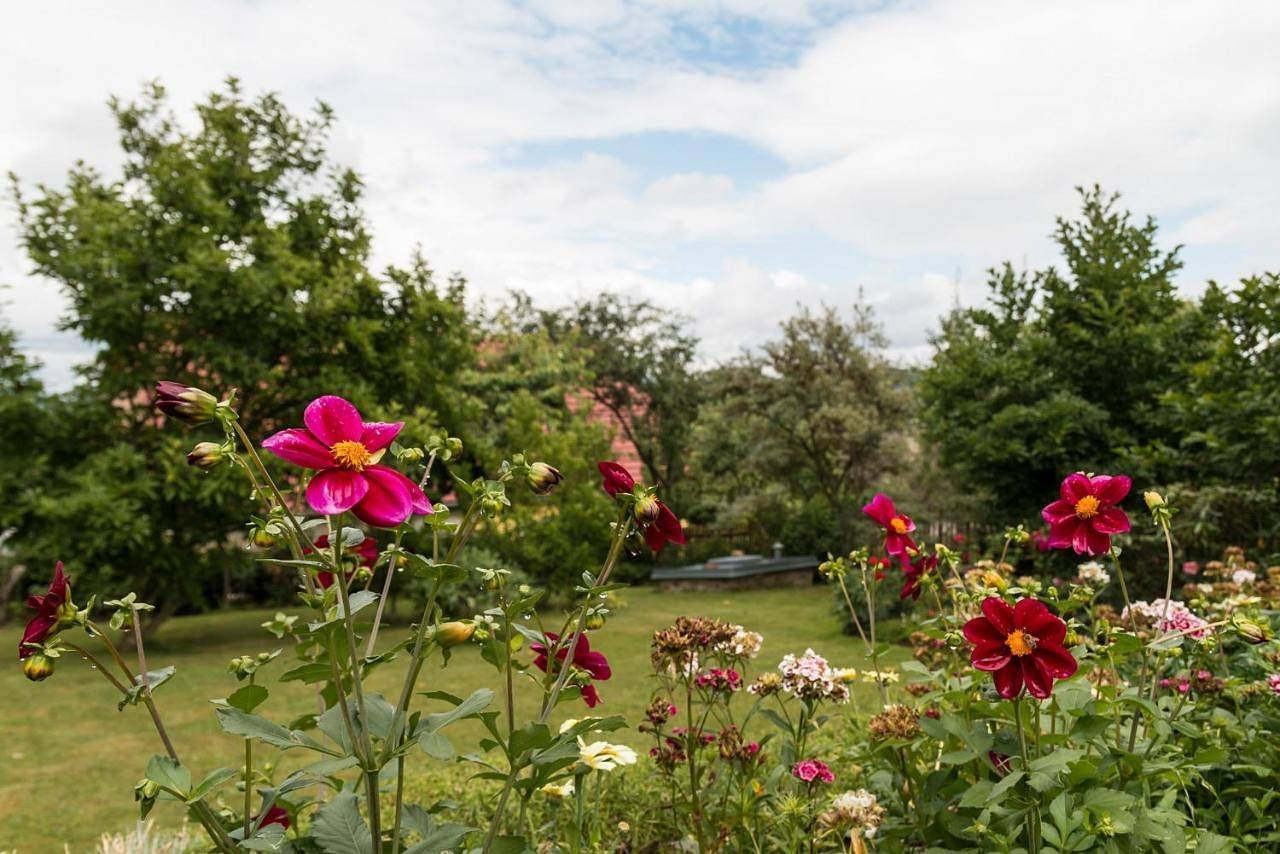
[540,780,574,799]
[578,739,638,771]
[559,718,579,735]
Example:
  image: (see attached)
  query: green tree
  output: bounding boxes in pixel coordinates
[7,80,473,622]
[692,302,910,554]
[921,186,1194,525]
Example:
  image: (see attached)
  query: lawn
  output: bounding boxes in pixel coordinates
[0,584,908,851]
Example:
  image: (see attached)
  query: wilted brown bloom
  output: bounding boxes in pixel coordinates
[868,704,921,741]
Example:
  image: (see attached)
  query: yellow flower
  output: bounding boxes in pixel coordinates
[578,739,638,771]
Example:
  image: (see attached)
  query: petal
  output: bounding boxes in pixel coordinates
[365,465,432,517]
[1071,523,1100,555]
[306,470,369,515]
[1013,598,1051,630]
[655,503,685,544]
[1082,526,1112,556]
[352,466,415,528]
[861,493,894,527]
[971,643,1012,672]
[992,662,1023,699]
[1033,644,1078,679]
[597,461,635,497]
[1046,517,1080,548]
[1022,657,1053,699]
[1094,474,1132,505]
[19,614,56,658]
[304,395,364,445]
[581,684,601,708]
[360,421,404,453]
[1092,507,1131,535]
[577,650,612,681]
[963,616,1005,646]
[262,428,334,469]
[644,524,667,552]
[1041,499,1077,525]
[1060,472,1092,505]
[1020,605,1067,646]
[897,512,916,533]
[981,597,1015,635]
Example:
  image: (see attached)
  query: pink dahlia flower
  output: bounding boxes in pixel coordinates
[862,493,917,567]
[1041,473,1131,556]
[262,395,431,528]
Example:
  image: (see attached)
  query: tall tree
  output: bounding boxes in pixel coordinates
[8,80,473,620]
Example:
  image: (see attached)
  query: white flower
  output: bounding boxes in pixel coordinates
[559,718,579,735]
[1077,561,1110,585]
[578,739,637,771]
[1232,568,1257,585]
[717,626,763,659]
[540,780,574,799]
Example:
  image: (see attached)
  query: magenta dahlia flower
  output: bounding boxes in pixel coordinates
[596,461,686,552]
[862,493,917,567]
[901,552,936,601]
[19,562,73,660]
[1041,473,1131,556]
[532,631,612,707]
[262,396,431,528]
[964,597,1077,699]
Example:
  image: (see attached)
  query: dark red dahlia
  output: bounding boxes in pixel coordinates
[963,597,1077,699]
[1041,473,1131,556]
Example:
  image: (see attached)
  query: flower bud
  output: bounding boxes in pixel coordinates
[526,462,564,496]
[481,495,505,517]
[154,381,219,426]
[187,441,226,470]
[1143,491,1165,510]
[397,446,425,463]
[434,620,476,648]
[251,527,279,549]
[585,612,606,630]
[1232,614,1274,645]
[22,653,54,682]
[134,778,160,801]
[634,494,661,526]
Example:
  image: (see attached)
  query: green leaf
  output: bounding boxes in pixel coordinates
[418,689,495,733]
[117,666,177,711]
[312,791,373,854]
[280,661,333,684]
[188,767,239,801]
[508,723,552,758]
[1195,832,1236,854]
[301,755,361,776]
[227,684,269,714]
[989,770,1024,801]
[419,731,456,760]
[215,707,328,753]
[485,837,530,854]
[404,823,476,854]
[145,755,191,797]
[240,824,287,851]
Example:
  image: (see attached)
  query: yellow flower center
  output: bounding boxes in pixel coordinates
[1006,629,1037,657]
[331,440,373,471]
[1074,494,1100,520]
[890,517,908,534]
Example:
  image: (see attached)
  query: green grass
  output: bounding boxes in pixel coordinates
[0,585,907,851]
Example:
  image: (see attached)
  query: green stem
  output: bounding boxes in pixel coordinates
[366,527,405,657]
[244,736,253,835]
[1014,697,1039,854]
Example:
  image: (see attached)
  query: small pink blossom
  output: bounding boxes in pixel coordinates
[792,759,835,784]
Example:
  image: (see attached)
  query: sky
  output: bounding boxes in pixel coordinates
[2,0,1279,389]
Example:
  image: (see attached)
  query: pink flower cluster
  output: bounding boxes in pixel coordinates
[695,667,742,693]
[1267,674,1280,696]
[769,648,850,704]
[792,759,835,784]
[1122,599,1210,639]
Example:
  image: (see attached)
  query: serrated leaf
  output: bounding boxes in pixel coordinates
[215,707,328,752]
[312,791,373,854]
[145,755,190,796]
[420,731,456,760]
[188,766,239,801]
[418,689,494,733]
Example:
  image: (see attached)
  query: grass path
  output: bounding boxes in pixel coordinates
[0,584,906,850]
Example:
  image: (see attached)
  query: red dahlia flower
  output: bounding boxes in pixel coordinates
[256,804,290,828]
[1041,473,1131,556]
[262,396,432,528]
[532,631,612,708]
[307,534,378,589]
[19,562,74,660]
[862,493,917,567]
[964,597,1077,699]
[597,461,686,552]
[901,552,937,601]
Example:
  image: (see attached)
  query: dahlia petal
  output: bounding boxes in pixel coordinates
[581,684,602,708]
[992,661,1023,698]
[1060,472,1092,505]
[645,524,668,552]
[1092,507,1131,535]
[598,461,635,496]
[963,616,1006,646]
[655,503,685,544]
[1046,517,1080,549]
[577,650,612,681]
[262,428,335,469]
[364,464,432,517]
[1094,474,1132,505]
[306,469,369,515]
[304,395,364,445]
[1021,606,1067,645]
[897,512,916,533]
[981,597,1015,635]
[1071,524,1098,555]
[1041,499,1077,525]
[862,493,895,527]
[19,614,56,659]
[1022,657,1053,699]
[49,562,68,598]
[1013,597,1052,630]
[352,466,415,528]
[1082,526,1112,556]
[360,421,404,453]
[1034,643,1078,679]
[971,643,1012,672]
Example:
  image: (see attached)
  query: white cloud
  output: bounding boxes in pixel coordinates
[1,0,1278,389]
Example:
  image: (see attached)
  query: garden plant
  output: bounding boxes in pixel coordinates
[14,381,1280,852]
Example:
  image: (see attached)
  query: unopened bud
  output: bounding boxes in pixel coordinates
[526,462,564,496]
[251,527,279,549]
[434,620,476,648]
[155,381,219,426]
[481,496,505,517]
[187,441,226,470]
[134,778,161,801]
[1143,491,1165,510]
[1232,614,1273,645]
[397,446,425,463]
[634,494,661,526]
[585,613,606,630]
[22,653,54,682]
